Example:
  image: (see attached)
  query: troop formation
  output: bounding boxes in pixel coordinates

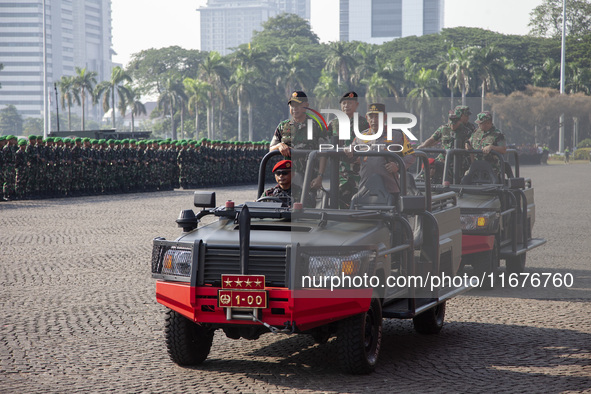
[0,135,270,201]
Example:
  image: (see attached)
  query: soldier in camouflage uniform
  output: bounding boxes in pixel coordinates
[3,135,18,200]
[467,111,507,178]
[270,91,328,189]
[418,109,472,184]
[328,91,370,208]
[14,139,29,200]
[455,105,476,136]
[0,136,6,200]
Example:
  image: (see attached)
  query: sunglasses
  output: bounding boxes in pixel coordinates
[274,170,291,176]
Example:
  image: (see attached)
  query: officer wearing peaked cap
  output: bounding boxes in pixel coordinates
[270,90,328,189]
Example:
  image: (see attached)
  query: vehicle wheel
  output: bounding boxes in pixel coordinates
[506,253,526,275]
[336,298,382,374]
[413,301,446,335]
[473,240,499,290]
[164,308,214,366]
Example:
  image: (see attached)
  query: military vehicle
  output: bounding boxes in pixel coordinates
[151,150,467,374]
[416,148,546,287]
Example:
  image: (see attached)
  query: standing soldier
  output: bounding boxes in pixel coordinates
[466,111,507,179]
[328,91,370,207]
[25,135,39,198]
[455,105,476,136]
[71,138,83,196]
[3,135,18,201]
[14,139,29,200]
[270,91,328,189]
[0,136,6,200]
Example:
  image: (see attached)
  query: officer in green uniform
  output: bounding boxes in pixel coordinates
[455,105,476,135]
[270,91,328,189]
[466,111,507,177]
[328,91,370,207]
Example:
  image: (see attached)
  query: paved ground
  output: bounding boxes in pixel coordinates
[1,164,590,393]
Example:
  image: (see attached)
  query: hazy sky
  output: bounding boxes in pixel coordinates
[111,0,544,67]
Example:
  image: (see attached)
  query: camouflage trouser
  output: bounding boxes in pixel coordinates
[3,165,15,198]
[62,165,73,194]
[15,166,29,199]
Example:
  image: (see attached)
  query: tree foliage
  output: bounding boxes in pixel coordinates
[528,0,591,38]
[0,105,23,135]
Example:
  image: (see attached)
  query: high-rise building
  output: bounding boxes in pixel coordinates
[0,0,112,119]
[339,0,444,44]
[199,0,311,56]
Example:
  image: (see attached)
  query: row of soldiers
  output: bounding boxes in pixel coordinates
[0,134,271,201]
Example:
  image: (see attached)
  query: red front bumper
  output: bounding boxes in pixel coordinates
[462,234,495,255]
[156,281,372,332]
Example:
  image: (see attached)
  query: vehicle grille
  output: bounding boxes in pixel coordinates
[203,246,288,287]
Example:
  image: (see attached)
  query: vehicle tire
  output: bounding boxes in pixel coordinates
[336,298,382,374]
[473,240,499,290]
[506,253,526,275]
[164,308,214,366]
[413,301,446,335]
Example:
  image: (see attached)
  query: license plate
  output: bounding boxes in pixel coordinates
[218,289,267,309]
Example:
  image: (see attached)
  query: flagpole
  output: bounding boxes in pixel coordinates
[42,0,48,138]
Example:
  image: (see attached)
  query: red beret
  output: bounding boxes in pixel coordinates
[273,160,292,172]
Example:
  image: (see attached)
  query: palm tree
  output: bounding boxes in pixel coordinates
[118,85,146,132]
[230,66,256,141]
[324,41,357,88]
[472,46,512,111]
[442,47,475,106]
[157,77,187,140]
[272,45,311,97]
[199,51,229,139]
[183,78,211,139]
[360,72,390,103]
[566,66,591,95]
[532,57,562,88]
[351,42,379,89]
[94,66,132,128]
[406,67,443,142]
[57,75,80,131]
[439,47,460,110]
[313,69,339,109]
[72,66,97,131]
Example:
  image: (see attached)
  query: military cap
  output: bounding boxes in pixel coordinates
[158,141,166,146]
[0,136,5,141]
[64,138,72,143]
[272,159,292,172]
[18,138,27,146]
[6,135,16,140]
[83,137,91,142]
[98,139,105,144]
[54,137,63,142]
[107,139,114,144]
[288,90,308,105]
[448,109,462,121]
[130,139,137,144]
[75,137,82,143]
[121,139,129,144]
[189,140,196,145]
[28,134,36,140]
[475,111,493,124]
[36,135,43,140]
[340,91,359,102]
[181,141,188,146]
[138,140,146,145]
[46,137,54,142]
[455,105,472,116]
[367,103,386,114]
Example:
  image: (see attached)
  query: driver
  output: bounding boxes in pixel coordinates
[261,160,301,204]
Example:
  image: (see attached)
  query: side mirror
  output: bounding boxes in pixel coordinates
[194,191,216,208]
[400,195,426,215]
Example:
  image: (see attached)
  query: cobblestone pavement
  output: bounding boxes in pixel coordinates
[1,164,590,393]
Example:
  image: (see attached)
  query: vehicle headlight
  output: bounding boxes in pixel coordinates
[161,249,192,276]
[460,212,498,231]
[307,250,373,277]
